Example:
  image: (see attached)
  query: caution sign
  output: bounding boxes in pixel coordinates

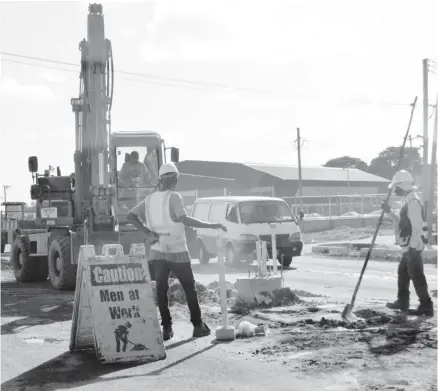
[70,243,166,364]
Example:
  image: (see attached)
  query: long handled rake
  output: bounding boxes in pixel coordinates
[341,96,418,321]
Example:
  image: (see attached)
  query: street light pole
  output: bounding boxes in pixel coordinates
[422,59,429,210]
[2,185,11,218]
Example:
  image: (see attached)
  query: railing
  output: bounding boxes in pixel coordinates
[179,189,435,219]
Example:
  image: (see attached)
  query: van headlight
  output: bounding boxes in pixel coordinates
[289,232,301,241]
[240,234,259,241]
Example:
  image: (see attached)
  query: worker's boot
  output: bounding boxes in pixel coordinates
[162,327,174,341]
[193,322,211,338]
[408,298,434,317]
[386,300,409,312]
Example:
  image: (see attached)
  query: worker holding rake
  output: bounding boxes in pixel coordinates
[382,170,434,317]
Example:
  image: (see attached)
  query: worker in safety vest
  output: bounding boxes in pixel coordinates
[381,170,433,316]
[127,162,227,341]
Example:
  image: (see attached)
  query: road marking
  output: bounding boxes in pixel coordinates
[23,337,44,344]
[40,305,59,312]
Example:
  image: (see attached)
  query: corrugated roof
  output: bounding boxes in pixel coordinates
[245,163,389,183]
[179,173,235,181]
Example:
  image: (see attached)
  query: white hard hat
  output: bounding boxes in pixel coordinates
[388,170,416,191]
[159,162,179,177]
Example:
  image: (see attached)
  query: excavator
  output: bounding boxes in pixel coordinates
[10,3,179,290]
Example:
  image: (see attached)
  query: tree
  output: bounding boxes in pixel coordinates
[368,147,422,179]
[323,156,368,171]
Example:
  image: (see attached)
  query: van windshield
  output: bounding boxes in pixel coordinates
[238,201,296,224]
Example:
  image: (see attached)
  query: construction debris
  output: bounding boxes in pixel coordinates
[231,288,303,315]
[235,321,269,338]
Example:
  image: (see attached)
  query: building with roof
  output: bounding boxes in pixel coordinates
[176,160,390,197]
[175,160,391,216]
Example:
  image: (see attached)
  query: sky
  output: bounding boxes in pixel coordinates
[0,0,437,203]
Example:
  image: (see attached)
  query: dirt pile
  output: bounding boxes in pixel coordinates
[168,279,220,305]
[150,279,238,306]
[207,281,238,299]
[296,310,405,330]
[231,288,303,315]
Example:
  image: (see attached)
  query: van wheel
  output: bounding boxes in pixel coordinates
[225,244,238,265]
[198,240,210,264]
[282,255,293,268]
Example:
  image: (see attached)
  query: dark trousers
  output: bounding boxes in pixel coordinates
[153,260,202,329]
[397,250,431,305]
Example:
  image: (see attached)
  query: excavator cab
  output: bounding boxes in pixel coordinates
[110,131,179,214]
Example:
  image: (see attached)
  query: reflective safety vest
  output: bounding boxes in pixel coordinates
[145,190,188,253]
[398,196,428,249]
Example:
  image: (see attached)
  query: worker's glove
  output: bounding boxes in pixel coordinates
[145,231,159,245]
[215,223,228,232]
[381,201,391,214]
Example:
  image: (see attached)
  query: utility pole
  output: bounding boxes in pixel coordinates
[408,135,412,148]
[295,128,304,212]
[422,59,429,212]
[427,93,437,246]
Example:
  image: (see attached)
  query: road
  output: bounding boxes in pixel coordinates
[1,248,437,391]
[192,245,437,305]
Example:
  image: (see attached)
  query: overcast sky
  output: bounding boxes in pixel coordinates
[0,0,437,203]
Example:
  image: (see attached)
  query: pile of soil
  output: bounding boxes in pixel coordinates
[207,281,239,299]
[168,279,220,305]
[231,288,303,315]
[150,279,238,306]
[290,289,324,298]
[296,310,404,330]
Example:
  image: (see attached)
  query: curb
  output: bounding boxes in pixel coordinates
[312,243,438,264]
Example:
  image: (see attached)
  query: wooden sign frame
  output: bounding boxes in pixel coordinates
[69,243,166,364]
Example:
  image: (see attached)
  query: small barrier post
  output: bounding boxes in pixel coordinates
[270,223,277,275]
[215,231,235,341]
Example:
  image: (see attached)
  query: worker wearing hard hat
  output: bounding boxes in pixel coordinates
[127,162,227,341]
[381,170,433,316]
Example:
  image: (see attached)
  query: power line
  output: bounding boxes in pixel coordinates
[1,51,265,93]
[0,58,213,91]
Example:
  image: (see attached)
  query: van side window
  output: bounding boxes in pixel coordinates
[226,204,238,223]
[208,203,227,223]
[192,203,210,221]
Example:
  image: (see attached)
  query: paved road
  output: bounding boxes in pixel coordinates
[1,250,437,391]
[192,246,437,306]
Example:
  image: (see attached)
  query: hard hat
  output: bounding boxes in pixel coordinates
[388,170,416,191]
[159,162,179,177]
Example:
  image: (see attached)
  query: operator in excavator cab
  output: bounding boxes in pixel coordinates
[119,151,151,188]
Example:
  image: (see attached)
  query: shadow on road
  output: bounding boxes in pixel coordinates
[1,280,74,335]
[1,341,219,390]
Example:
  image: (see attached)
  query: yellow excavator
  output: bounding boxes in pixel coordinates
[10,3,179,290]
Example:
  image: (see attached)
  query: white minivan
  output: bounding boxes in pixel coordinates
[190,196,303,268]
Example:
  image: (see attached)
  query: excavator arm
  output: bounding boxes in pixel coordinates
[71,4,117,237]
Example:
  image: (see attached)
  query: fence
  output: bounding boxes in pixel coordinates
[179,189,429,219]
[282,194,407,218]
